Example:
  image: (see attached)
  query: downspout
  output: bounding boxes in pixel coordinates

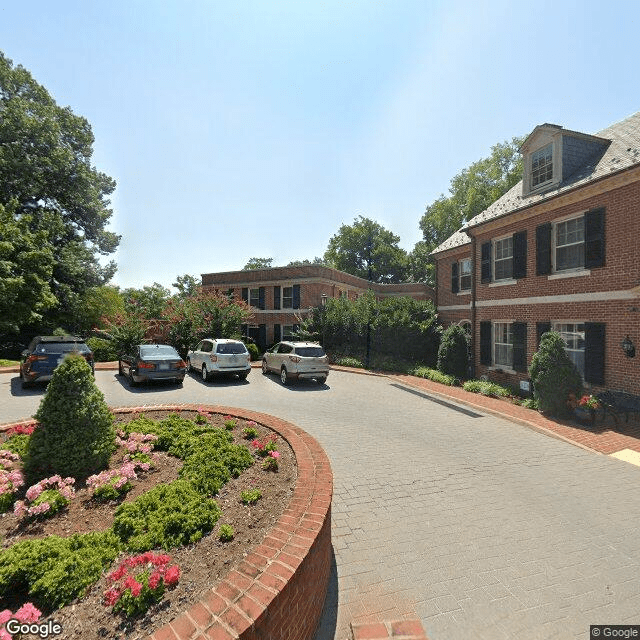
[465,228,477,378]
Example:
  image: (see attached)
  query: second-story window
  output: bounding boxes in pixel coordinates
[555,217,585,271]
[282,286,293,308]
[494,237,513,280]
[531,144,553,188]
[459,259,471,291]
[249,288,260,307]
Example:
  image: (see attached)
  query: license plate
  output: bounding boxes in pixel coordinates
[159,364,169,371]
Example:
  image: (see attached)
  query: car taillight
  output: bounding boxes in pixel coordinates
[137,361,154,369]
[26,355,47,363]
[173,360,186,368]
[209,355,218,362]
[246,355,251,362]
[289,355,301,363]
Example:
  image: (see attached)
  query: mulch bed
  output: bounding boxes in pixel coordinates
[0,409,297,640]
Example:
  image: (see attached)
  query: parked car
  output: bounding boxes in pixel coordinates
[118,344,186,386]
[186,339,251,381]
[20,335,95,388]
[262,341,329,385]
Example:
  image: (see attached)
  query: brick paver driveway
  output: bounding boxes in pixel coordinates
[2,369,640,639]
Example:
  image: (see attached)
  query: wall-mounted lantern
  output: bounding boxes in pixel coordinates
[622,335,636,358]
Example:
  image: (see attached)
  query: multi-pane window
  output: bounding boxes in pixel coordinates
[555,217,585,271]
[494,237,513,280]
[249,288,260,307]
[459,258,472,291]
[493,323,513,368]
[282,325,295,340]
[282,287,293,308]
[554,322,585,377]
[531,144,553,188]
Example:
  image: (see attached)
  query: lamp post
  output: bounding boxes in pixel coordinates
[320,294,327,347]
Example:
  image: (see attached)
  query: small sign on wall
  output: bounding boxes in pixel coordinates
[520,380,531,393]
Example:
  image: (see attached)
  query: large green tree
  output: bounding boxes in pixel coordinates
[121,283,171,320]
[243,257,273,270]
[324,216,407,283]
[0,51,119,332]
[172,273,200,298]
[414,137,524,284]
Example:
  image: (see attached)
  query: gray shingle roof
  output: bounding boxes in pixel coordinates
[431,111,640,255]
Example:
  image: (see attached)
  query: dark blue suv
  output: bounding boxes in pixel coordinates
[20,336,94,388]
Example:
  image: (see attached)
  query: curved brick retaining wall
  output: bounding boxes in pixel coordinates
[2,404,333,640]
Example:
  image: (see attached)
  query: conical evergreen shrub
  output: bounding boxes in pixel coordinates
[24,355,116,483]
[529,331,583,417]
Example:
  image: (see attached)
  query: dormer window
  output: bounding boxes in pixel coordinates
[531,144,553,188]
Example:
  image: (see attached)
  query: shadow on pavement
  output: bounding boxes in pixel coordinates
[113,373,186,393]
[313,546,338,640]
[186,371,251,387]
[9,376,46,397]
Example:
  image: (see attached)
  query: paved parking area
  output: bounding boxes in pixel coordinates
[2,369,640,639]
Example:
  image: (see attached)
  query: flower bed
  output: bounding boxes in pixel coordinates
[0,405,333,640]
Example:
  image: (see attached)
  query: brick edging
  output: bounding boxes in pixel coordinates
[1,405,333,640]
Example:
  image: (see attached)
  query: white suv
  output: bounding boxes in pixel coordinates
[187,339,251,381]
[262,341,329,385]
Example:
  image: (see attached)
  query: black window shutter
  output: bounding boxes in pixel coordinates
[536,322,551,347]
[273,324,281,344]
[273,286,281,310]
[480,242,492,283]
[513,231,527,279]
[480,321,492,365]
[241,288,248,303]
[292,284,301,309]
[258,324,267,350]
[241,324,248,339]
[585,208,605,269]
[584,322,605,385]
[258,287,265,310]
[451,262,459,293]
[536,223,552,275]
[512,322,527,372]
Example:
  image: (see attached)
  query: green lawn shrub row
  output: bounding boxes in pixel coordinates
[411,366,457,386]
[462,380,511,397]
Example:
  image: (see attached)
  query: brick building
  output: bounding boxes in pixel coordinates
[201,265,433,350]
[432,111,640,395]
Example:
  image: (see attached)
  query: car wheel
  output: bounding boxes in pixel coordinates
[262,359,269,375]
[118,361,124,376]
[280,367,290,385]
[20,371,33,389]
[128,370,138,387]
[317,376,327,385]
[177,377,184,385]
[202,364,209,382]
[239,372,249,380]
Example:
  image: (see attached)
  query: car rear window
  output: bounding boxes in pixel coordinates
[36,343,90,354]
[140,345,179,358]
[294,347,325,358]
[216,343,248,354]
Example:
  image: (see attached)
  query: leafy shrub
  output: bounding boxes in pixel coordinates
[3,433,31,459]
[521,397,538,410]
[241,489,261,505]
[0,531,121,612]
[411,366,457,386]
[335,357,364,368]
[24,355,116,483]
[529,331,582,417]
[437,325,469,380]
[112,480,221,551]
[246,343,260,361]
[218,524,234,542]
[243,426,258,439]
[86,337,118,362]
[462,380,511,397]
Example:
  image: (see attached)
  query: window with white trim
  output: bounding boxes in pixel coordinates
[282,286,293,308]
[531,144,553,188]
[494,237,513,280]
[553,322,585,377]
[459,258,472,291]
[283,325,295,340]
[554,216,585,271]
[493,322,513,368]
[249,288,260,307]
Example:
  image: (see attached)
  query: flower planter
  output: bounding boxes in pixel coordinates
[574,406,596,427]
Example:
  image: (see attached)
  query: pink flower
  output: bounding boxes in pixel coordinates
[163,565,180,587]
[15,602,41,623]
[149,570,162,590]
[0,610,12,625]
[104,587,121,607]
[0,628,11,640]
[129,579,143,598]
[269,451,280,459]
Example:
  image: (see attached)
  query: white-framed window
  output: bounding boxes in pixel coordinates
[554,216,585,271]
[249,288,260,307]
[553,322,585,377]
[493,237,513,281]
[282,286,293,308]
[493,322,513,368]
[282,325,295,340]
[531,144,553,188]
[459,258,472,291]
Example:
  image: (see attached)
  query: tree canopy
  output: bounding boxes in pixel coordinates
[324,216,407,283]
[172,273,201,298]
[0,51,119,333]
[242,257,273,270]
[121,283,171,320]
[414,137,524,284]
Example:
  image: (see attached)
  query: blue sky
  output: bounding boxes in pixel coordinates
[1,1,639,290]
